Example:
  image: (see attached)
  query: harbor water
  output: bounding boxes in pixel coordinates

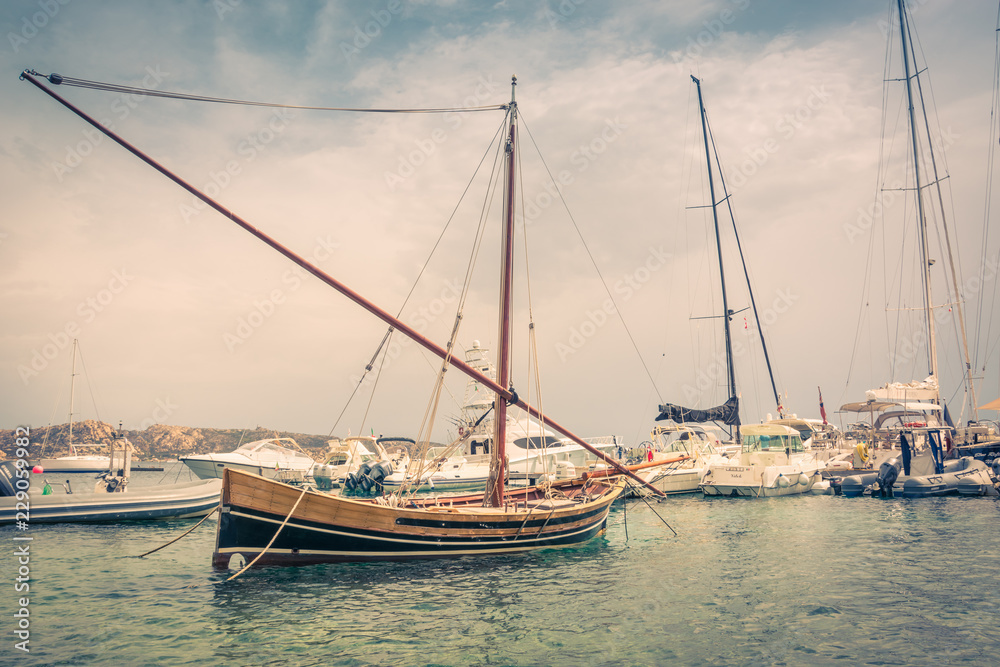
[4,463,999,666]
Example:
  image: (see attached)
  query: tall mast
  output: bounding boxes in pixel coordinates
[487,76,517,507]
[902,2,979,422]
[68,338,77,447]
[897,0,939,383]
[692,75,739,436]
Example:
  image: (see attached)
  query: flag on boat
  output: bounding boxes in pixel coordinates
[818,386,828,425]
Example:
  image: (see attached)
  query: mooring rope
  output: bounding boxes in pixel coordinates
[225,485,310,581]
[131,506,219,558]
[623,480,678,537]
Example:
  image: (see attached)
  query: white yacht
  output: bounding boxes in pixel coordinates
[180,437,316,480]
[700,424,824,497]
[630,424,731,495]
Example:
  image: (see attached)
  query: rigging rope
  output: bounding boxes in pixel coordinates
[519,114,663,405]
[29,71,506,114]
[975,3,1000,376]
[327,114,509,436]
[74,341,104,427]
[395,113,509,498]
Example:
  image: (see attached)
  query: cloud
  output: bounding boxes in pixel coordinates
[1,0,997,440]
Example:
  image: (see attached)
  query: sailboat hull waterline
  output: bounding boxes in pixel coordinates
[213,468,625,567]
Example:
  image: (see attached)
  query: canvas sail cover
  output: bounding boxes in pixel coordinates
[656,396,739,425]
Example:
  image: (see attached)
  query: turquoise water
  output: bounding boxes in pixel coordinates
[4,464,999,666]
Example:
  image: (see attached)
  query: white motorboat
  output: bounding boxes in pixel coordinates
[700,424,824,498]
[311,435,390,490]
[628,424,731,495]
[381,446,491,493]
[180,437,316,480]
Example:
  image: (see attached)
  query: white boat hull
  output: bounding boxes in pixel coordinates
[0,478,222,524]
[33,457,111,473]
[180,456,313,481]
[700,463,823,498]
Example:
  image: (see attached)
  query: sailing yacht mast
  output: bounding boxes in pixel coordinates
[897,0,979,422]
[692,75,740,438]
[487,76,517,507]
[896,0,939,385]
[68,338,78,448]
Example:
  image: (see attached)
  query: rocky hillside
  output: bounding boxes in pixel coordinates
[0,420,334,460]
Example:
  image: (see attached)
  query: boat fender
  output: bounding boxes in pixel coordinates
[797,473,810,486]
[776,475,790,488]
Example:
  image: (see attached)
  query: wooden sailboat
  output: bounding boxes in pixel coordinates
[21,72,663,565]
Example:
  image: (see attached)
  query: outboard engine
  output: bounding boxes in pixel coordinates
[368,461,393,495]
[356,462,375,493]
[312,464,336,491]
[875,457,901,498]
[345,462,373,493]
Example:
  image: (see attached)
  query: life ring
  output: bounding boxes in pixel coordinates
[903,422,926,428]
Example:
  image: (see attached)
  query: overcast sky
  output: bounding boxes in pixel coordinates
[2,0,998,445]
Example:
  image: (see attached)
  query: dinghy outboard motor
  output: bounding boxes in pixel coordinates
[875,457,901,498]
[0,461,20,497]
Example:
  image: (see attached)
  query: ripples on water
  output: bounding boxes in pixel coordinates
[6,465,999,666]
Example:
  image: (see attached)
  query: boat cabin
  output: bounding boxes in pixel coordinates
[740,424,804,454]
